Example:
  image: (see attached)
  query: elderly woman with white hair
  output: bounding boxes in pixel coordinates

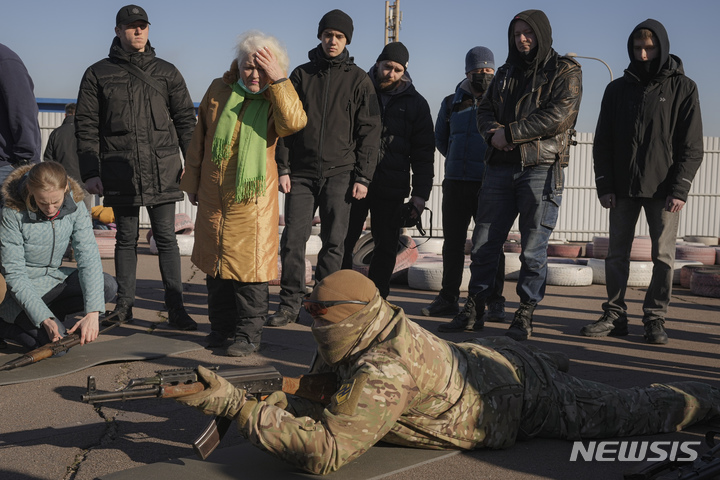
[180,31,306,357]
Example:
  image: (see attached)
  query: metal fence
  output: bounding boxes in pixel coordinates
[39,112,719,242]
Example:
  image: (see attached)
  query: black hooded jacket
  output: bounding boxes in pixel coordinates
[275,46,381,184]
[477,10,582,168]
[75,38,196,207]
[367,65,434,201]
[593,19,703,202]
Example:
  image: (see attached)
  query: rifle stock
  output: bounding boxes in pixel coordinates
[0,311,122,372]
[80,365,339,460]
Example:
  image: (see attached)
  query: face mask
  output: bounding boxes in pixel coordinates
[470,72,494,92]
[237,79,269,95]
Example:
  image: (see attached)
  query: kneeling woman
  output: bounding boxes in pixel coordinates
[0,162,117,350]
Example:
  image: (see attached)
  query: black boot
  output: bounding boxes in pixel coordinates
[505,302,535,341]
[168,306,198,331]
[438,295,485,332]
[580,312,628,337]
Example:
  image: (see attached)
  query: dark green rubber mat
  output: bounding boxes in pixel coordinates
[0,333,203,386]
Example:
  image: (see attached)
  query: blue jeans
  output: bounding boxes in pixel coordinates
[278,172,353,313]
[603,197,679,321]
[469,164,563,305]
[113,203,184,310]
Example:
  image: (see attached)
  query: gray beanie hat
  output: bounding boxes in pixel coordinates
[465,46,495,73]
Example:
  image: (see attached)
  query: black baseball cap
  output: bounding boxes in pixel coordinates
[116,5,150,26]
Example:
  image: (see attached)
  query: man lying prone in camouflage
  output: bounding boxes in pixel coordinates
[177,269,719,475]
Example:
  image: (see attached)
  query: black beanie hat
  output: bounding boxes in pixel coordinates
[317,9,354,44]
[376,41,409,70]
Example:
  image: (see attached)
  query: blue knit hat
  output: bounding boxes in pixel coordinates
[465,46,495,73]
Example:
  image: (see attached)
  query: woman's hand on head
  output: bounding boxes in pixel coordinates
[67,311,100,345]
[254,47,284,83]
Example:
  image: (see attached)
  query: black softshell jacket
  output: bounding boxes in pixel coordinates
[275,46,381,185]
[593,19,703,202]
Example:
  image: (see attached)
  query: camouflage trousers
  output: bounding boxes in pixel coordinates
[474,337,719,441]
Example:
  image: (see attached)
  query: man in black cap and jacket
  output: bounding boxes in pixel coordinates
[441,10,582,340]
[581,19,703,345]
[342,41,434,299]
[75,4,198,330]
[268,9,381,326]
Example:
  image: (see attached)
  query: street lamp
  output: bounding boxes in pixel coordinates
[565,52,614,82]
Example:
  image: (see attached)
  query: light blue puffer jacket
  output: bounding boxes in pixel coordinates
[0,165,105,326]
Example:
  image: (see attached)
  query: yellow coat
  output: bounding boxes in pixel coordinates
[180,76,306,282]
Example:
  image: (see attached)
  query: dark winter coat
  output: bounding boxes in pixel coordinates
[369,66,434,201]
[436,79,487,181]
[0,43,41,168]
[44,116,82,183]
[593,19,703,202]
[276,46,381,185]
[75,38,196,207]
[477,10,582,168]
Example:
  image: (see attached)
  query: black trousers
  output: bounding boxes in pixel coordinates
[6,270,118,349]
[278,172,352,313]
[206,275,267,344]
[441,179,505,303]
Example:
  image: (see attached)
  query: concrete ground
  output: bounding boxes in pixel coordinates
[1,233,718,480]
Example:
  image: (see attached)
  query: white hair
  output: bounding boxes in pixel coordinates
[235,30,289,74]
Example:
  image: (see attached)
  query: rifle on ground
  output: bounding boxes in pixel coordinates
[0,311,123,372]
[81,365,339,459]
[624,431,720,480]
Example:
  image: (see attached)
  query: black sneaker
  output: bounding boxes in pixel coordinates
[102,304,133,326]
[438,296,484,332]
[168,307,198,331]
[643,318,668,345]
[421,295,460,317]
[505,303,536,341]
[486,301,506,322]
[265,309,298,327]
[225,339,260,357]
[580,312,628,337]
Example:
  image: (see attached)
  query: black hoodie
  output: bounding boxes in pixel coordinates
[477,9,582,168]
[593,19,703,202]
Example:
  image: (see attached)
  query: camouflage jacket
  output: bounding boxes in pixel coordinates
[239,295,524,474]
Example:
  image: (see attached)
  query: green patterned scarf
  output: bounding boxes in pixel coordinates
[211,82,270,203]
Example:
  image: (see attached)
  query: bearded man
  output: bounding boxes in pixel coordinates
[342,41,435,298]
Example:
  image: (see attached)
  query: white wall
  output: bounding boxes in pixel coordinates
[39,113,719,242]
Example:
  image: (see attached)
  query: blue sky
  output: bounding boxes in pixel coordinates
[5,0,718,135]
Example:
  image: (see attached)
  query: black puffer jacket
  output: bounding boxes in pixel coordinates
[75,38,196,207]
[477,10,582,168]
[276,46,381,184]
[368,66,434,201]
[593,19,703,202]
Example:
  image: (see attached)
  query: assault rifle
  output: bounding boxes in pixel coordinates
[624,431,720,480]
[0,311,123,372]
[81,365,339,459]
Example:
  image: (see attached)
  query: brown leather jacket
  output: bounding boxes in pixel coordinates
[477,51,582,168]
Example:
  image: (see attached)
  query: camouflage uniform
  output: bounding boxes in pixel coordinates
[236,295,719,474]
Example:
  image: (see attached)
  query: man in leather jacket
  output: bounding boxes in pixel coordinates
[441,9,582,341]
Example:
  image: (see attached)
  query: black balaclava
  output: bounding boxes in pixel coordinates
[507,9,553,71]
[627,18,670,85]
